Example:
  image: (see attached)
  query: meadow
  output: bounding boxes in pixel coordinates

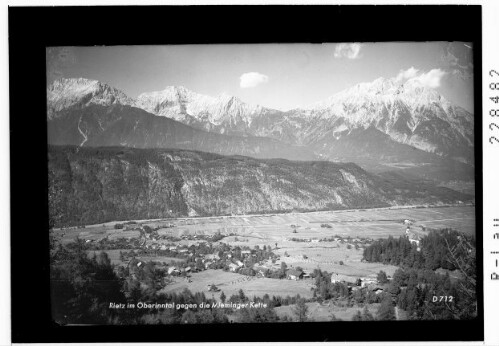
[159,269,315,300]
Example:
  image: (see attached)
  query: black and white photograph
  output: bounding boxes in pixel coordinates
[8,4,492,344]
[46,42,478,326]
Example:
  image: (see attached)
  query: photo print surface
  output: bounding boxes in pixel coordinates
[47,43,477,325]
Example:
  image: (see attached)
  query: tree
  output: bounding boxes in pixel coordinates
[387,282,400,297]
[445,235,476,319]
[280,262,288,278]
[238,289,247,302]
[238,306,278,323]
[220,291,226,303]
[195,258,204,271]
[376,296,395,320]
[329,313,342,321]
[50,240,126,325]
[362,306,375,321]
[196,309,215,324]
[352,310,363,321]
[392,268,408,287]
[181,310,197,324]
[292,298,309,322]
[377,270,388,284]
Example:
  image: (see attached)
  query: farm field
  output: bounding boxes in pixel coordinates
[159,269,315,300]
[274,302,382,321]
[58,205,475,243]
[58,205,475,291]
[273,243,400,277]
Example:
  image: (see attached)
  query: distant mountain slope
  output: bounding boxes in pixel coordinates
[48,146,472,227]
[309,126,474,182]
[47,104,317,161]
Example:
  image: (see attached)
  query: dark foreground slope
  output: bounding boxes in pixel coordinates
[48,146,472,227]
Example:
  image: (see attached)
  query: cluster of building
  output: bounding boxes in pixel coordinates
[330,273,386,294]
[404,219,422,251]
[125,240,281,277]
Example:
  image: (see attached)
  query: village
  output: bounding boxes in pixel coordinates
[76,216,429,301]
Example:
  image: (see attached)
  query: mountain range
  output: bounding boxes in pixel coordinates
[47,104,315,161]
[47,77,475,183]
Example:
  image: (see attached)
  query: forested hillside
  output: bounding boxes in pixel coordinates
[48,146,472,227]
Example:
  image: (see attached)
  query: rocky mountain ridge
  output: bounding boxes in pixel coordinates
[48,145,472,227]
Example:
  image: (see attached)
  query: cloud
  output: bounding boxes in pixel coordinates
[395,67,419,82]
[439,42,473,80]
[46,47,77,83]
[411,69,447,88]
[334,43,363,59]
[239,72,269,88]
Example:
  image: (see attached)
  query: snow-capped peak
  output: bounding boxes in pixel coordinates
[307,75,452,116]
[47,77,136,118]
[137,86,269,126]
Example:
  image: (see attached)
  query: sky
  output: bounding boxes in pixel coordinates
[47,42,474,113]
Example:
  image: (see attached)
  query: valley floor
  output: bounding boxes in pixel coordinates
[62,205,476,299]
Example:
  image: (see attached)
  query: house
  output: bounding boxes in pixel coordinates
[204,261,213,269]
[253,266,268,277]
[167,266,179,275]
[408,233,421,250]
[408,237,420,246]
[286,269,304,280]
[367,283,385,293]
[169,246,177,251]
[360,278,377,287]
[229,263,240,272]
[241,250,251,255]
[236,260,244,267]
[184,266,192,273]
[330,273,358,285]
[160,245,167,251]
